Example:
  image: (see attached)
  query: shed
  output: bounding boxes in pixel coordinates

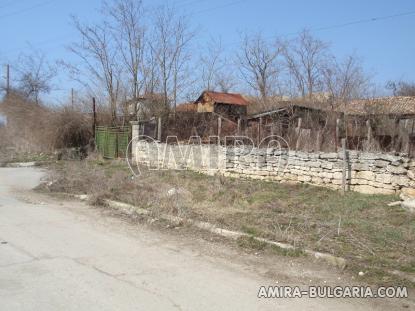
[194,91,249,119]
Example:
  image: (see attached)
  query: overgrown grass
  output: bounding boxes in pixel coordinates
[39,159,415,286]
[0,151,53,164]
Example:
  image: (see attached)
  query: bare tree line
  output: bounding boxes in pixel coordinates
[3,0,415,124]
[62,0,381,124]
[237,30,374,108]
[64,0,195,124]
[0,48,57,105]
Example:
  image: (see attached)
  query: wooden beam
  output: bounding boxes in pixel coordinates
[335,118,340,152]
[366,119,372,147]
[258,117,263,146]
[295,118,302,151]
[217,116,222,141]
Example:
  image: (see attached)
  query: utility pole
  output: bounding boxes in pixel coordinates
[71,88,74,108]
[5,64,10,95]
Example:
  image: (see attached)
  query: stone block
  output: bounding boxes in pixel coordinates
[400,188,415,200]
[352,163,371,171]
[375,173,392,184]
[352,185,395,195]
[321,162,333,169]
[320,152,338,159]
[374,160,389,168]
[391,175,410,187]
[356,171,375,181]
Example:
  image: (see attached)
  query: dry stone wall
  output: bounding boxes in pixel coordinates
[133,141,415,195]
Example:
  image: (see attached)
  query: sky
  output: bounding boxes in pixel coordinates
[0,0,414,103]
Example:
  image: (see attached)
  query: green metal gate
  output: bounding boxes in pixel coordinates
[95,126,131,159]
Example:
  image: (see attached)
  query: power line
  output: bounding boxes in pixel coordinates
[224,8,415,46]
[0,0,56,20]
[0,0,247,56]
[193,0,248,15]
[173,0,205,6]
[0,33,75,57]
[176,0,208,9]
[283,11,415,36]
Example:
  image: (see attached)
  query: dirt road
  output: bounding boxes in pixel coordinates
[0,167,409,310]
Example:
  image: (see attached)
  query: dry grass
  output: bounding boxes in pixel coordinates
[0,93,92,154]
[38,159,415,286]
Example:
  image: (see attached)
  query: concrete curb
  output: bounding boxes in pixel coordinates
[4,162,39,168]
[71,194,347,270]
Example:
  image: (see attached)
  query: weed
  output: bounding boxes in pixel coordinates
[41,160,415,286]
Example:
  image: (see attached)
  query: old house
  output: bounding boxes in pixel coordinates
[170,91,250,140]
[193,91,249,120]
[247,96,415,153]
[126,93,169,120]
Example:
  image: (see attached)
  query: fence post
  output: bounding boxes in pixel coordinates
[295,117,302,151]
[153,118,157,139]
[157,117,162,141]
[335,118,340,152]
[342,138,347,195]
[366,119,372,148]
[316,130,321,152]
[257,117,263,146]
[130,121,139,160]
[218,116,222,142]
[92,97,96,138]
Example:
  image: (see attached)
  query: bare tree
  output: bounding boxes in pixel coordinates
[199,38,236,93]
[216,72,237,93]
[386,80,415,96]
[199,38,223,91]
[282,30,329,99]
[105,0,146,114]
[69,17,122,124]
[323,54,370,103]
[14,49,56,104]
[149,5,194,112]
[142,46,160,95]
[237,33,281,104]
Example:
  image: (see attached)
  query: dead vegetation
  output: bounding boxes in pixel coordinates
[0,93,92,155]
[38,159,415,286]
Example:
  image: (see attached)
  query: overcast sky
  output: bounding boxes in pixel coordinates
[0,0,414,103]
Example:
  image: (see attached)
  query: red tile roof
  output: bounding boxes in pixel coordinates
[199,91,249,106]
[249,96,415,117]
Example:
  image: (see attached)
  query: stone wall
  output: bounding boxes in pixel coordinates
[133,141,415,195]
[225,148,415,195]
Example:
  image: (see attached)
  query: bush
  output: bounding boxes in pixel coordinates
[0,93,92,153]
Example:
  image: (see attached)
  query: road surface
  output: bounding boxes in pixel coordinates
[0,167,409,310]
